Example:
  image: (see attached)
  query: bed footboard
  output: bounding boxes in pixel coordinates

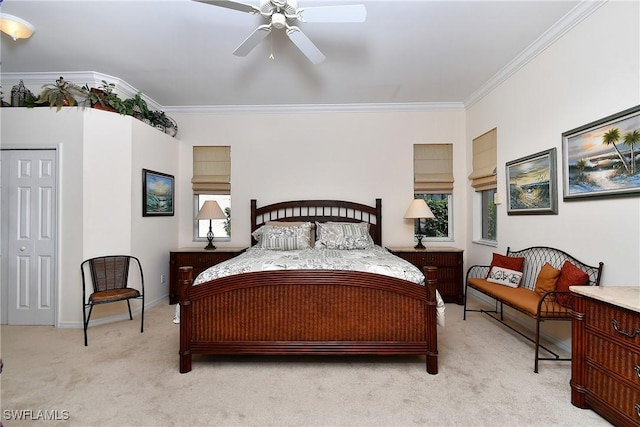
[179,266,439,374]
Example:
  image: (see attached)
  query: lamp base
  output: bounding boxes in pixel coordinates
[204,226,216,250]
[414,235,426,250]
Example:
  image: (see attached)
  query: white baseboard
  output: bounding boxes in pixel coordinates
[56,294,168,329]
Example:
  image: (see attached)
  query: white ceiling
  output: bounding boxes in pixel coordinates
[0,0,598,109]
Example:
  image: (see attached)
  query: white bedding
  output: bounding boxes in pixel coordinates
[174,245,445,326]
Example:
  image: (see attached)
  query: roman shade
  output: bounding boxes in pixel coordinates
[468,128,497,191]
[192,146,230,195]
[414,143,454,193]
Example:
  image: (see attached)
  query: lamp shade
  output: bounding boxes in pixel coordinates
[403,199,434,219]
[0,14,35,40]
[196,200,226,220]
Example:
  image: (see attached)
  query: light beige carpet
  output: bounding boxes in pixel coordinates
[1,301,609,426]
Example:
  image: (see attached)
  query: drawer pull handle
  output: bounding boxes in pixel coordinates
[636,365,640,378]
[636,403,640,418]
[611,319,640,338]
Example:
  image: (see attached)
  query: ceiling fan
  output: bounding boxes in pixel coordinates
[195,0,366,64]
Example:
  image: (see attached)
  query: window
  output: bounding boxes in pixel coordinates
[469,129,497,243]
[192,146,231,241]
[414,194,452,239]
[413,144,453,240]
[481,188,497,241]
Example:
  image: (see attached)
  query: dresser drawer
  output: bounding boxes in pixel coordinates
[587,333,640,385]
[586,302,640,351]
[587,365,640,423]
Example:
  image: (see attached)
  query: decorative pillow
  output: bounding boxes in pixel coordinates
[315,222,374,250]
[556,261,590,307]
[486,266,523,288]
[534,263,561,296]
[251,222,312,250]
[266,221,316,245]
[487,252,525,278]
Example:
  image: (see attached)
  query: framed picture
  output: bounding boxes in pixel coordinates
[506,148,557,215]
[562,105,640,200]
[142,169,174,216]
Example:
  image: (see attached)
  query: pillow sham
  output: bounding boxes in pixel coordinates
[252,222,312,250]
[534,263,561,296]
[315,221,374,250]
[486,266,523,288]
[556,261,590,307]
[266,221,316,245]
[487,253,525,278]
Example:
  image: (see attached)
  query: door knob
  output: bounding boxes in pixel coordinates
[19,246,26,251]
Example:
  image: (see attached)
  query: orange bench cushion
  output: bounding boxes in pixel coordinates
[467,278,570,317]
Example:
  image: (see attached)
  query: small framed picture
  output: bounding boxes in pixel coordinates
[506,148,558,215]
[142,169,174,217]
[562,105,640,200]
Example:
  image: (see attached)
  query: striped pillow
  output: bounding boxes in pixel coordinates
[252,222,312,250]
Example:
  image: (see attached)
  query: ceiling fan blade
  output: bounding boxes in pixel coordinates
[296,5,366,23]
[233,24,271,57]
[193,0,260,15]
[286,27,325,64]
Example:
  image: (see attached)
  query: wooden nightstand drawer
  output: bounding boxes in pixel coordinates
[386,247,464,304]
[169,248,246,304]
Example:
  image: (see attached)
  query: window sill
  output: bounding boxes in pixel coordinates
[472,239,497,248]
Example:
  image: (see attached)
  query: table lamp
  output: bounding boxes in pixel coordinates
[403,199,434,249]
[196,200,226,250]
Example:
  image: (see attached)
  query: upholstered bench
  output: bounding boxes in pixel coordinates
[463,246,603,372]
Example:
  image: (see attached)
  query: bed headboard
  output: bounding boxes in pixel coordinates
[251,199,382,246]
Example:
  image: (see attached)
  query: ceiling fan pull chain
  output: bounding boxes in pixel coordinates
[269,32,275,60]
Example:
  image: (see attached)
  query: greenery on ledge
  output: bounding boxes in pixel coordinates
[2,76,177,137]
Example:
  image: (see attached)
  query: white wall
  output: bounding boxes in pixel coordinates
[1,108,86,327]
[466,0,640,285]
[465,1,640,348]
[171,109,467,249]
[0,108,179,326]
[131,121,179,307]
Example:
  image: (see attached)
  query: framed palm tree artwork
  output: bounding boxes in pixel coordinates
[562,105,640,200]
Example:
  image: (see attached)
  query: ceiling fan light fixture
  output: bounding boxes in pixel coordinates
[272,13,286,29]
[0,13,35,41]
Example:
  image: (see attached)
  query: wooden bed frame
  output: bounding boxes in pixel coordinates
[178,199,439,374]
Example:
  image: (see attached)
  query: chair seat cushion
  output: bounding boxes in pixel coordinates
[90,288,140,304]
[468,278,570,317]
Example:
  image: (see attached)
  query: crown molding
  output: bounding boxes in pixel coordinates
[162,102,465,114]
[0,71,162,111]
[464,0,607,108]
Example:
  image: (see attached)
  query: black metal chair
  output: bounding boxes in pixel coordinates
[81,255,145,346]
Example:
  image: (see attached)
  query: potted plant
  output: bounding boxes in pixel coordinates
[35,76,88,111]
[84,80,126,114]
[122,92,150,120]
[147,109,178,136]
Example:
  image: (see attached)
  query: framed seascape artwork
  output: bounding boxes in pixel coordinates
[505,148,557,215]
[142,169,174,216]
[562,105,640,200]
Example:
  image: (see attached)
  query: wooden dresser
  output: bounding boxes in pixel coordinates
[571,286,640,426]
[169,247,247,304]
[386,246,464,304]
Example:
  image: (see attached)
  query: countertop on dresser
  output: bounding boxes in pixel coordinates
[570,285,640,313]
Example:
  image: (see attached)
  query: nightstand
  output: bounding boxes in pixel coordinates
[169,247,247,304]
[386,246,464,304]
